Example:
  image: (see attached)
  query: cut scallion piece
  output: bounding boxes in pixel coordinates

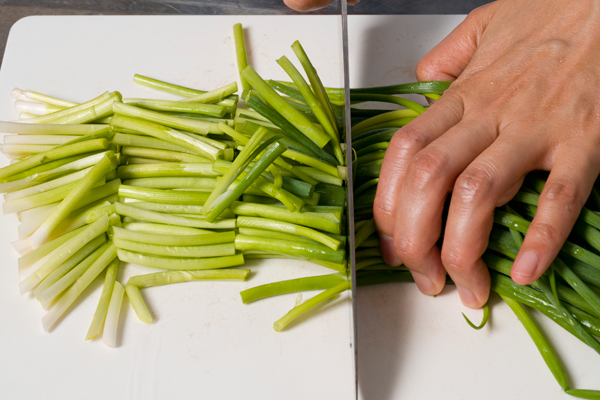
[237,216,340,250]
[103,280,125,347]
[110,113,222,160]
[116,249,244,271]
[242,66,331,149]
[42,243,117,331]
[272,280,349,331]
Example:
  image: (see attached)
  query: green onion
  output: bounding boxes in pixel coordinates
[19,214,110,294]
[42,243,117,331]
[113,102,221,136]
[0,122,109,136]
[462,303,490,330]
[118,185,210,204]
[500,295,569,391]
[110,114,221,160]
[237,216,340,250]
[122,98,226,117]
[23,92,121,125]
[276,56,343,165]
[244,91,337,165]
[233,23,251,92]
[201,127,269,215]
[115,202,234,229]
[116,249,244,271]
[85,256,119,340]
[126,269,249,324]
[118,163,217,179]
[122,177,216,191]
[206,141,288,221]
[112,226,233,246]
[273,280,349,331]
[231,201,341,234]
[113,237,235,258]
[183,82,238,104]
[0,138,109,181]
[103,280,125,347]
[290,41,339,141]
[113,133,198,154]
[241,273,345,303]
[28,153,117,249]
[123,222,211,236]
[234,234,344,264]
[242,66,331,149]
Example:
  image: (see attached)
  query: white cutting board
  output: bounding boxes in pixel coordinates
[0,16,355,400]
[351,15,600,400]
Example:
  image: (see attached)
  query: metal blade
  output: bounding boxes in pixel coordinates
[339,1,358,398]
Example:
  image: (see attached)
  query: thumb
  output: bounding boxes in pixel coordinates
[416,2,498,82]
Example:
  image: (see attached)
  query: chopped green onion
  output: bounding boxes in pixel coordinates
[116,249,244,271]
[103,280,125,347]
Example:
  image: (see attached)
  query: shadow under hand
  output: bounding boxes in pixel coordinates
[357,281,407,400]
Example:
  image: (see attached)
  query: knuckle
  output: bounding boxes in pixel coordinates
[542,179,583,211]
[466,2,497,26]
[389,126,426,153]
[394,234,423,262]
[528,220,561,245]
[406,150,448,188]
[373,195,394,228]
[441,248,475,275]
[415,56,437,81]
[539,39,569,57]
[454,164,495,204]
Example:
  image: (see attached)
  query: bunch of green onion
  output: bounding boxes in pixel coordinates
[345,83,600,398]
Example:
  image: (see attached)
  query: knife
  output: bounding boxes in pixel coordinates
[339,1,359,398]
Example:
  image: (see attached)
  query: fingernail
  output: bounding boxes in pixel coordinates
[513,251,539,278]
[380,235,402,267]
[457,286,478,309]
[412,271,437,295]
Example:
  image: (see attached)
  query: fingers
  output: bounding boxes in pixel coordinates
[392,118,497,295]
[373,94,464,266]
[283,0,334,11]
[511,148,600,285]
[415,2,498,82]
[442,130,545,308]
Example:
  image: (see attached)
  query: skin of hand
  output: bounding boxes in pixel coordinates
[374,0,600,308]
[284,0,360,12]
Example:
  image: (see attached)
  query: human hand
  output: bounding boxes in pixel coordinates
[374,0,600,308]
[284,0,360,12]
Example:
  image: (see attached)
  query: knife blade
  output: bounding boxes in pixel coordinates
[339,1,359,398]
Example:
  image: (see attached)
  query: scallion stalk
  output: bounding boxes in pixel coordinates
[112,226,233,246]
[103,280,125,347]
[116,249,244,271]
[42,243,117,331]
[241,66,331,149]
[272,280,349,331]
[110,114,221,160]
[122,98,226,117]
[237,216,340,250]
[28,154,118,249]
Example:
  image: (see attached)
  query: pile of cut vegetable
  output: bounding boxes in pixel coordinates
[2,23,350,344]
[2,22,600,398]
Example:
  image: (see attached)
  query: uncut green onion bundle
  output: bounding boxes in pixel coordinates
[342,83,600,398]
